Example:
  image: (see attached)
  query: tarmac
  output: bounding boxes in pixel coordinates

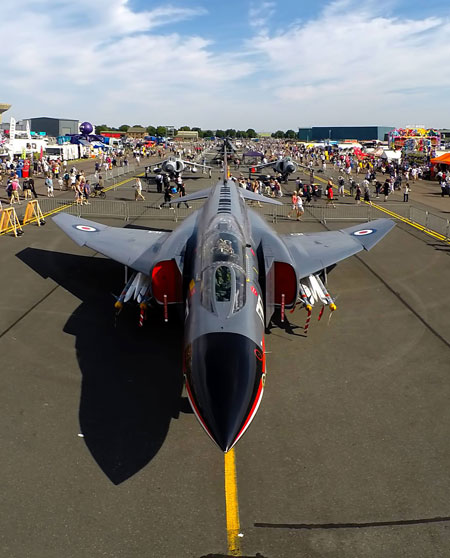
[0,150,449,558]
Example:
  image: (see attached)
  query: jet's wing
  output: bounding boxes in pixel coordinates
[254,161,273,170]
[281,219,395,278]
[170,186,213,204]
[52,213,169,274]
[173,185,283,206]
[182,160,213,170]
[239,189,283,206]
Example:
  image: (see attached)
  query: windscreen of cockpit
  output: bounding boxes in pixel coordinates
[200,216,246,314]
[201,215,245,269]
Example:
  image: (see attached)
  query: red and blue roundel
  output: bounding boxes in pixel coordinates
[353,228,375,236]
[73,225,98,232]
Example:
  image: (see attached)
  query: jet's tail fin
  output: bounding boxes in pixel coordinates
[223,139,230,181]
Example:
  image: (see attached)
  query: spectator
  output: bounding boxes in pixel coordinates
[383,180,390,201]
[403,182,410,202]
[28,177,37,198]
[23,179,32,199]
[355,184,361,205]
[45,175,54,197]
[134,177,145,201]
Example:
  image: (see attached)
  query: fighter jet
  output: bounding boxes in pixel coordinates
[212,138,238,163]
[153,156,211,174]
[52,146,395,452]
[254,156,297,182]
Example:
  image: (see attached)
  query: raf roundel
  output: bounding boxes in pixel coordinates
[74,225,98,232]
[353,229,375,236]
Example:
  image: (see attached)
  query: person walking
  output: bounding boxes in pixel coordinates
[374,180,381,199]
[355,184,362,205]
[28,177,37,198]
[155,172,163,193]
[304,184,312,204]
[296,192,304,220]
[383,179,390,202]
[75,181,83,205]
[10,177,21,204]
[134,177,145,201]
[176,181,191,208]
[403,182,410,202]
[83,180,91,204]
[349,178,356,198]
[22,179,32,200]
[160,183,174,209]
[363,182,371,203]
[45,175,54,197]
[288,190,298,219]
[338,175,345,197]
[326,180,336,208]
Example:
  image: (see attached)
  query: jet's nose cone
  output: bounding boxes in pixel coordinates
[214,431,235,453]
[185,333,264,451]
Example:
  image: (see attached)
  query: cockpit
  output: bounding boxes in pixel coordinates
[200,215,247,315]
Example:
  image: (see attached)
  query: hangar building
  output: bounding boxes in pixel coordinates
[27,117,79,137]
[298,126,395,142]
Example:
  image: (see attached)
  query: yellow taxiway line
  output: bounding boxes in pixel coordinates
[224,448,242,556]
[368,201,450,244]
[310,172,450,245]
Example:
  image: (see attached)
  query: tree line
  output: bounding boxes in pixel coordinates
[94,124,299,139]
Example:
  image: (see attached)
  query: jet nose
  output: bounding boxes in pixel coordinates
[185,332,264,451]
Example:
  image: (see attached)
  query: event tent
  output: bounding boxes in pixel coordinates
[242,150,264,160]
[381,150,401,161]
[430,153,450,165]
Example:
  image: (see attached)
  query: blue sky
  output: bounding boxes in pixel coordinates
[2,0,450,131]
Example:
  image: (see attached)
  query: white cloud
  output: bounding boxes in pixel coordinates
[1,0,253,127]
[2,0,450,130]
[249,1,276,29]
[247,0,450,127]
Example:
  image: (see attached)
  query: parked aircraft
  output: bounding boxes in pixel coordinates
[254,156,297,182]
[53,146,395,452]
[153,156,211,174]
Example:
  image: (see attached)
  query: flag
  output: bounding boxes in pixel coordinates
[9,117,16,141]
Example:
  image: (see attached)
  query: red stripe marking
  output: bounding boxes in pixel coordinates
[185,379,214,439]
[235,378,264,443]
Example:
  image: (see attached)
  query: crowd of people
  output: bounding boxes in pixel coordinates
[224,139,450,205]
[2,137,450,210]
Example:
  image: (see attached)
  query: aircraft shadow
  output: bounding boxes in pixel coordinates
[17,248,184,485]
[267,310,307,337]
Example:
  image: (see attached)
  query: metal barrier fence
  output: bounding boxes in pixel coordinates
[271,202,416,223]
[409,206,450,238]
[84,164,138,187]
[18,197,450,241]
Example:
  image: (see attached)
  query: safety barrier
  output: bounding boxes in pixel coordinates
[85,164,138,188]
[409,207,450,238]
[23,200,45,226]
[0,206,23,236]
[272,202,405,224]
[4,193,449,242]
[34,199,449,240]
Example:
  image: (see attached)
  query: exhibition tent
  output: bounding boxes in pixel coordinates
[430,153,450,165]
[381,150,402,161]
